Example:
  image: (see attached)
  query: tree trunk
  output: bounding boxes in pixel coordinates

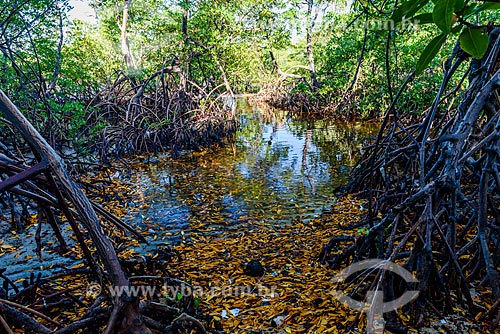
[0,89,150,334]
[120,0,137,72]
[306,0,320,92]
[179,4,188,90]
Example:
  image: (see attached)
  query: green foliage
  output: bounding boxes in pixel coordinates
[459,28,489,59]
[391,0,430,23]
[416,34,447,75]
[307,9,447,117]
[1,0,498,140]
[432,0,455,34]
[61,21,121,99]
[404,0,497,74]
[276,0,498,118]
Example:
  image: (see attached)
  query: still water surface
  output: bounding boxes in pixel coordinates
[3,99,378,281]
[123,99,378,241]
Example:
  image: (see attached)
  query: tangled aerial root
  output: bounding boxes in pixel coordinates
[322,28,500,329]
[86,70,237,161]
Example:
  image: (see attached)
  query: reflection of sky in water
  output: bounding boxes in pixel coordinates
[238,125,326,196]
[123,99,378,242]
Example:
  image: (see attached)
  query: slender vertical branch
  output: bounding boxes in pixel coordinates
[119,0,137,72]
[306,0,320,91]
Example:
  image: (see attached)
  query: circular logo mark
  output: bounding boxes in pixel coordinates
[331,259,419,334]
[86,281,102,299]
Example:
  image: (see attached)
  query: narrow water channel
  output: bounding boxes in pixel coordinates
[123,98,378,243]
[2,99,377,281]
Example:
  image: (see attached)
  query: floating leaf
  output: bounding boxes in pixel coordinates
[459,27,489,59]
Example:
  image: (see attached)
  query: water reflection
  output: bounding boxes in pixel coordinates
[124,99,378,240]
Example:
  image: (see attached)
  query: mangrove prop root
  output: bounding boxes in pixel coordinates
[322,28,500,327]
[0,90,207,333]
[86,67,237,160]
